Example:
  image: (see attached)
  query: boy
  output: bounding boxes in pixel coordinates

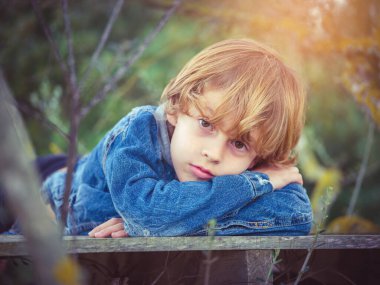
[42,38,312,237]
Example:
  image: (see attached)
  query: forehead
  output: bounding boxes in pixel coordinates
[189,87,258,142]
[196,87,225,116]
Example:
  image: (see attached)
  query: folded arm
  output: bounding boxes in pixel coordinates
[94,111,310,237]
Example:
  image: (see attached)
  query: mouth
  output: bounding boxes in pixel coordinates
[189,164,214,180]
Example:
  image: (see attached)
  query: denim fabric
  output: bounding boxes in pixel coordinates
[42,105,313,236]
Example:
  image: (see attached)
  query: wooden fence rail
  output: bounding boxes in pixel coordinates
[1,235,379,284]
[1,234,380,256]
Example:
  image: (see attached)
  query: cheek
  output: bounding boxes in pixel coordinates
[173,121,199,148]
[221,155,255,175]
[170,124,197,159]
[172,128,189,150]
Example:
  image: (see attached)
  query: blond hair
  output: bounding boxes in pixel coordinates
[161,39,305,166]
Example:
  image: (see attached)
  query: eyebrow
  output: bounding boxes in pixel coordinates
[202,108,215,119]
[189,103,214,119]
[198,102,216,118]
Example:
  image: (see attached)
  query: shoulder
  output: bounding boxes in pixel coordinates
[101,105,159,162]
[105,105,158,141]
[123,105,160,139]
[130,105,158,119]
[116,105,158,130]
[128,105,158,126]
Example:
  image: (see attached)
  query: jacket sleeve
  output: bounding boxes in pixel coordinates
[104,111,273,236]
[211,182,313,236]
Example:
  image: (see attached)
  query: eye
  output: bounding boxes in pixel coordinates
[199,119,214,130]
[232,140,248,151]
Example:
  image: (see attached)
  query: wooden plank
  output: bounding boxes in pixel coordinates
[76,250,273,284]
[1,235,380,256]
[246,249,273,284]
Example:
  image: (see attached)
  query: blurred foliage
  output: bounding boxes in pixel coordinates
[297,134,342,232]
[1,0,379,231]
[342,46,380,125]
[327,215,380,234]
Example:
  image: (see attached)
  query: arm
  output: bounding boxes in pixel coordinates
[211,182,313,236]
[91,166,307,238]
[107,152,274,236]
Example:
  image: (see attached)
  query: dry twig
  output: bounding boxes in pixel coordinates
[79,0,184,119]
[60,0,81,229]
[346,117,375,216]
[31,0,69,84]
[80,0,125,89]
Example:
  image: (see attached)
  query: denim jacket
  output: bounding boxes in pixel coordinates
[42,105,313,236]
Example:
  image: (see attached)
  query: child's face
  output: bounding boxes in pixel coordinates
[167,88,257,182]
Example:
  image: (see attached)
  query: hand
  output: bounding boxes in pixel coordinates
[254,164,303,190]
[88,218,128,238]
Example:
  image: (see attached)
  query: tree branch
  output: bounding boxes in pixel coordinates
[79,0,125,89]
[346,118,375,216]
[31,0,69,82]
[17,101,70,142]
[79,0,184,119]
[60,0,81,230]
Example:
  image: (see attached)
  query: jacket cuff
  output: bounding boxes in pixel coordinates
[241,171,274,199]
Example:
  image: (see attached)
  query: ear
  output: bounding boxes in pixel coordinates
[166,112,178,126]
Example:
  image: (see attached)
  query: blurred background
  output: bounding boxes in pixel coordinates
[1,0,379,233]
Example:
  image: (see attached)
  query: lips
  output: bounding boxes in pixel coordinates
[189,164,214,180]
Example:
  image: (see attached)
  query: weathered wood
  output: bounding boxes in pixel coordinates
[246,249,273,284]
[0,235,379,256]
[2,235,379,284]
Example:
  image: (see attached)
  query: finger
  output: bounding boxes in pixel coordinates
[293,173,303,185]
[94,223,124,238]
[93,222,124,238]
[111,230,128,238]
[299,173,304,185]
[89,219,117,234]
[88,218,122,236]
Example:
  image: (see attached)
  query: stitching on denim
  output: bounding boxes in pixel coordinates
[190,211,313,236]
[192,211,313,235]
[241,172,257,197]
[216,219,273,229]
[269,212,313,227]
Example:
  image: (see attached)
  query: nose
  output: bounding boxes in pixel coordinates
[201,135,225,163]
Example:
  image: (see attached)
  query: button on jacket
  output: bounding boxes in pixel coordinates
[42,105,313,236]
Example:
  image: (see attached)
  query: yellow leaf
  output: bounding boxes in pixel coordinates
[53,256,82,285]
[49,142,63,154]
